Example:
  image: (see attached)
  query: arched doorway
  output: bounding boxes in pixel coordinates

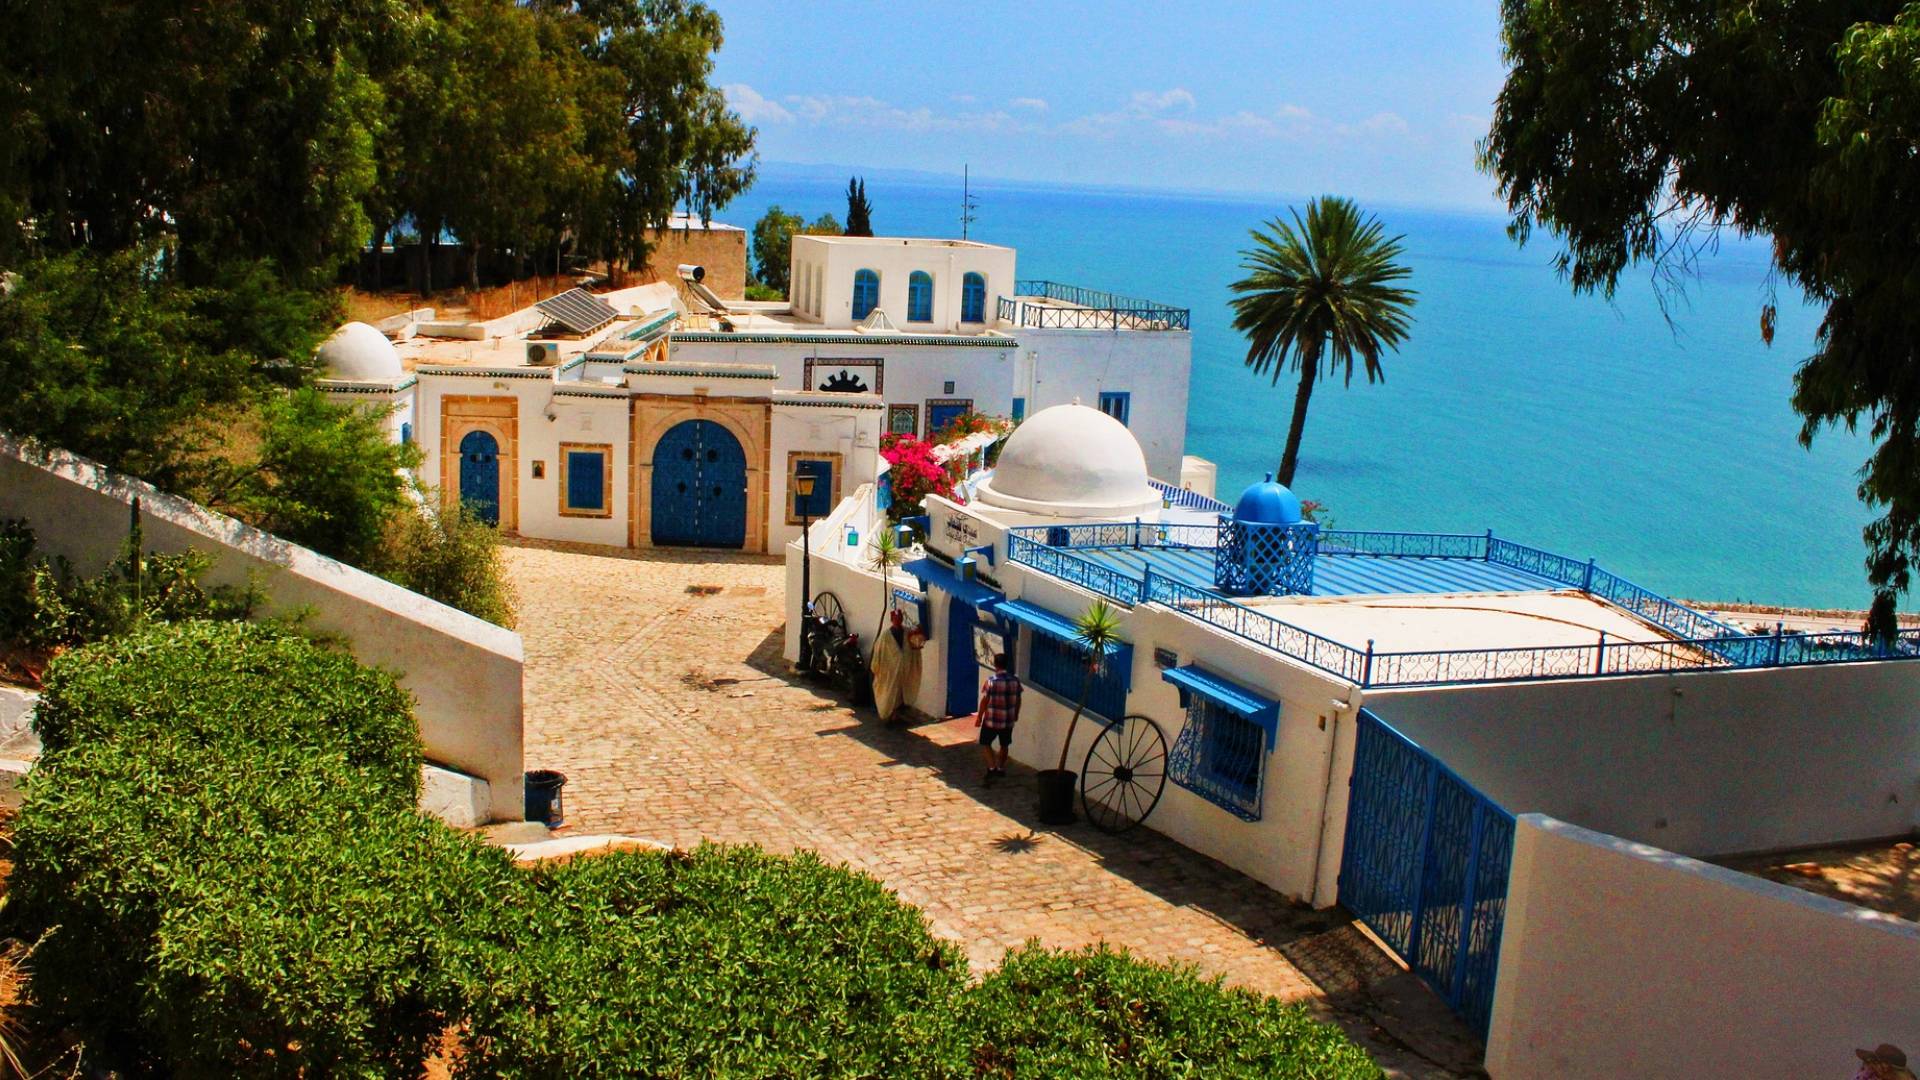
[458,429,501,526]
[650,419,747,548]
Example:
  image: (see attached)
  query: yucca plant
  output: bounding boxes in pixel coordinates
[866,527,906,647]
[1054,599,1126,772]
[1230,196,1417,486]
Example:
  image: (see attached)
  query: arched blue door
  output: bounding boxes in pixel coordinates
[458,429,501,526]
[650,419,747,548]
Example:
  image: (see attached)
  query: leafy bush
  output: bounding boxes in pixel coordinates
[453,844,966,1078]
[33,620,420,806]
[880,436,956,521]
[913,944,1383,1079]
[375,493,518,627]
[0,517,259,669]
[11,738,515,1077]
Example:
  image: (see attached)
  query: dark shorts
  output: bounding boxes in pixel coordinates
[978,726,1012,748]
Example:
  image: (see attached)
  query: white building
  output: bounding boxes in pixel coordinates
[670,235,1195,483]
[314,283,881,553]
[788,402,1920,1076]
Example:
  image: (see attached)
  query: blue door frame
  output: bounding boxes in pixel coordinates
[458,429,501,526]
[1339,709,1515,1037]
[945,598,979,717]
[650,419,747,548]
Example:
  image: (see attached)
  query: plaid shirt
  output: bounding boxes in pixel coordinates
[977,671,1023,730]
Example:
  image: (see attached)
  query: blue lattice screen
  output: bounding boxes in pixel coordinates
[1215,520,1319,596]
[1167,697,1266,820]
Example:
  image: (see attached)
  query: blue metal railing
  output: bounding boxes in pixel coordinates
[1341,710,1514,1038]
[997,280,1191,331]
[1003,521,1920,687]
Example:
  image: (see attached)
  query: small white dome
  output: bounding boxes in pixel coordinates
[974,404,1161,519]
[316,322,402,382]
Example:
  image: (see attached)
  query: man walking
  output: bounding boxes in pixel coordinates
[976,652,1022,785]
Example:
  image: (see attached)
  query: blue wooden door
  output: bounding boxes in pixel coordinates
[458,429,501,526]
[946,598,979,717]
[650,420,747,548]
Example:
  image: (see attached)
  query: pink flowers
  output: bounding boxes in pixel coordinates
[881,437,956,519]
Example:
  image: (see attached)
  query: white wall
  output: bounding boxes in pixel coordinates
[1487,814,1920,1079]
[767,397,884,550]
[1370,663,1920,856]
[1015,327,1192,482]
[0,435,526,821]
[793,235,1017,331]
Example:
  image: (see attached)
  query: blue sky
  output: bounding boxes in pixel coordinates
[710,1,1511,210]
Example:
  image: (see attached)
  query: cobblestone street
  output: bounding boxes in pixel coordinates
[505,541,1476,1077]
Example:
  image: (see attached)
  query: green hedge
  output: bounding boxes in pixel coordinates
[916,944,1383,1079]
[33,619,421,805]
[10,621,1382,1079]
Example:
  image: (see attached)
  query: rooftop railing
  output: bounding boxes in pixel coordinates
[998,280,1190,331]
[1002,523,1920,687]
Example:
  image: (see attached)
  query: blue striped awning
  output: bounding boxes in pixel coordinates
[1161,665,1280,749]
[900,557,1002,611]
[993,599,1124,654]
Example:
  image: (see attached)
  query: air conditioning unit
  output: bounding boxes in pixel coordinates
[526,342,561,366]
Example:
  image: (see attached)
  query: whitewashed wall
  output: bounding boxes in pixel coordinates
[0,435,527,821]
[1014,328,1192,482]
[1370,662,1920,856]
[1487,814,1920,1079]
[767,397,885,550]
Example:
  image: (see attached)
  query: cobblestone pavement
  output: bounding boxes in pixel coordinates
[504,541,1478,1078]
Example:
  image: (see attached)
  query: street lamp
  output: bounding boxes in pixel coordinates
[795,471,817,671]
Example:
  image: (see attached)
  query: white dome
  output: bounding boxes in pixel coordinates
[974,404,1162,519]
[316,322,402,382]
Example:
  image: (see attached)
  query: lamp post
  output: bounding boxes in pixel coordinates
[796,471,818,671]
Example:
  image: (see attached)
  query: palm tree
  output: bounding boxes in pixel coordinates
[866,526,906,646]
[1054,599,1126,773]
[1229,196,1416,487]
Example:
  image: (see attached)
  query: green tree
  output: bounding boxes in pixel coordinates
[0,0,394,280]
[1228,198,1416,487]
[751,206,804,295]
[1480,0,1920,633]
[846,177,874,237]
[1054,599,1126,773]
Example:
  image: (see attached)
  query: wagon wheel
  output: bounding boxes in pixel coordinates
[804,591,849,678]
[1080,714,1168,834]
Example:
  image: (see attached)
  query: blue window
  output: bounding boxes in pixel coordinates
[961,272,986,322]
[852,269,880,320]
[1098,391,1131,426]
[789,456,835,522]
[400,421,413,445]
[1011,397,1026,422]
[1028,631,1129,721]
[926,398,972,439]
[907,271,934,322]
[561,445,610,516]
[1162,665,1279,821]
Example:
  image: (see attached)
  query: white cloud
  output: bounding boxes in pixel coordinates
[1128,88,1197,114]
[950,93,979,105]
[1356,112,1410,136]
[722,83,792,124]
[1009,97,1049,112]
[780,93,1026,134]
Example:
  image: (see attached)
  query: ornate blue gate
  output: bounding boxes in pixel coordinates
[650,420,747,548]
[458,429,501,526]
[1339,709,1515,1037]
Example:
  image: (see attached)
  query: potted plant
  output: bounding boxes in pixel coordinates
[1036,599,1125,825]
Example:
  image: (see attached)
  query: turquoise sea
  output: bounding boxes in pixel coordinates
[730,165,1874,609]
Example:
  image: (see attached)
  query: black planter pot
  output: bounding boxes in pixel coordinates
[1036,768,1077,825]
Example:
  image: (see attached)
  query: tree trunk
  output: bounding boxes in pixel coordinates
[1056,658,1099,772]
[1277,359,1319,487]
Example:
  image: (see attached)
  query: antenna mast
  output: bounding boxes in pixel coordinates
[960,164,979,239]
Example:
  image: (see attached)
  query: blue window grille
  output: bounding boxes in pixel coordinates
[1028,631,1128,721]
[961,272,986,322]
[400,421,413,445]
[1098,391,1131,426]
[791,457,834,519]
[1011,396,1026,422]
[907,271,934,322]
[1162,665,1278,821]
[853,269,880,320]
[563,448,608,513]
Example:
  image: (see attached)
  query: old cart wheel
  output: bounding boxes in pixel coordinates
[1080,714,1168,834]
[806,591,849,679]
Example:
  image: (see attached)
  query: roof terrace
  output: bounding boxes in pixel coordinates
[1004,520,1920,688]
[998,280,1190,331]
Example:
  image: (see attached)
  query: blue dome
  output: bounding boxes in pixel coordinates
[1232,474,1303,525]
